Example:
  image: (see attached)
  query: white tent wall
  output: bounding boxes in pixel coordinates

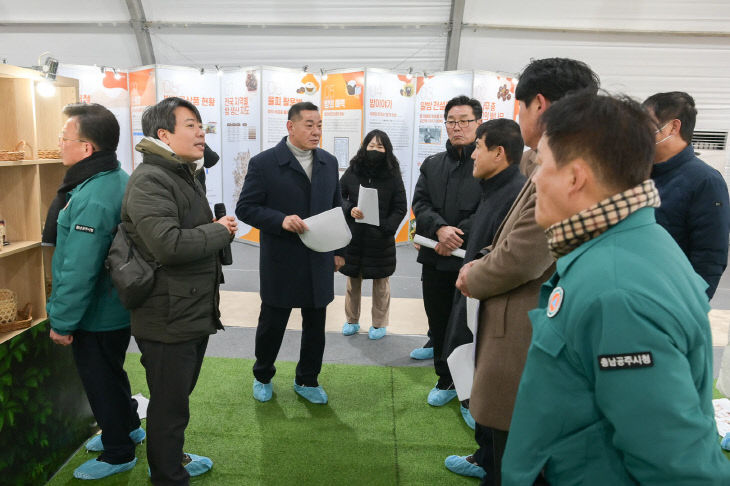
[459,0,730,132]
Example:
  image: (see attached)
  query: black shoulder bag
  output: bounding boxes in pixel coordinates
[105,223,158,309]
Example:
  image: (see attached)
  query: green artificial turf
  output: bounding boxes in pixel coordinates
[47,354,478,485]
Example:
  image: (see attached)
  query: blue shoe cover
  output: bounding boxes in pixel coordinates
[73,457,137,479]
[342,322,360,336]
[722,432,730,451]
[253,379,273,402]
[368,326,386,340]
[460,405,476,430]
[293,381,328,404]
[183,453,213,477]
[445,455,486,479]
[85,427,146,452]
[427,386,457,406]
[410,346,434,360]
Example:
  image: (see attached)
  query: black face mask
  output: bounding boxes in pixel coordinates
[365,150,386,165]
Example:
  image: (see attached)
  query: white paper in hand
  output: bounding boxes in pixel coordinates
[299,207,352,252]
[356,185,379,226]
[466,297,480,335]
[447,343,475,401]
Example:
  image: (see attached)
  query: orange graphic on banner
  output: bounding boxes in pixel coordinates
[129,68,156,105]
[103,71,128,90]
[321,72,364,111]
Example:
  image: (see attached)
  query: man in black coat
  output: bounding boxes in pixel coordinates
[236,102,343,405]
[442,119,526,480]
[643,91,729,299]
[411,95,483,406]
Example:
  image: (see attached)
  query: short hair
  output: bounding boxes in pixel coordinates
[475,119,524,166]
[141,97,202,139]
[62,103,119,151]
[642,91,697,144]
[444,95,482,121]
[542,92,654,191]
[515,58,600,107]
[288,101,319,121]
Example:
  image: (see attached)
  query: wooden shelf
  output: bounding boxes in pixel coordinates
[0,64,77,344]
[0,159,62,167]
[0,240,41,258]
[0,317,48,345]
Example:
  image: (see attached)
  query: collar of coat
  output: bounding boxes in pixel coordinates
[135,137,204,173]
[445,139,476,163]
[275,136,326,174]
[546,179,661,260]
[650,143,695,177]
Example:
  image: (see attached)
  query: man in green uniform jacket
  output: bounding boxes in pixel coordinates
[502,92,730,485]
[46,103,143,480]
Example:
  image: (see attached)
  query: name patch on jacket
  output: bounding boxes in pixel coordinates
[597,352,653,371]
[75,224,95,234]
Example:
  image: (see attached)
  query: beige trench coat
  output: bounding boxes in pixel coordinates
[465,151,555,431]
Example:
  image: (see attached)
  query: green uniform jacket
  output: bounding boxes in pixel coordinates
[47,166,130,335]
[502,207,730,485]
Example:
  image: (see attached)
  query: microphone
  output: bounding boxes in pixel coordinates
[213,203,233,266]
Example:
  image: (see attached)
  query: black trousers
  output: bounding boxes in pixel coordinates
[136,336,208,486]
[71,328,140,464]
[421,264,459,388]
[475,422,549,486]
[253,302,326,387]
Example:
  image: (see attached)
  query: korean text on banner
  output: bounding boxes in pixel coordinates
[321,71,365,171]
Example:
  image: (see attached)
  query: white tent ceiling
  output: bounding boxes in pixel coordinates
[1,0,729,129]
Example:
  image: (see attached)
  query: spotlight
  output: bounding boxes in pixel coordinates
[41,56,59,81]
[113,68,121,80]
[216,65,223,77]
[320,68,328,81]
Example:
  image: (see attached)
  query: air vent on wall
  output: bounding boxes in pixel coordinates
[692,131,727,151]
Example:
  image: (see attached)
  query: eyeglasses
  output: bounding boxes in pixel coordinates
[444,119,476,129]
[58,134,89,144]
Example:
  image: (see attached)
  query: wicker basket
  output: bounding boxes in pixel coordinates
[0,303,32,333]
[38,149,61,159]
[0,289,18,324]
[0,141,31,161]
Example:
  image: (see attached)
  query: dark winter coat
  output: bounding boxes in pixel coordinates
[412,141,482,272]
[121,138,232,344]
[651,144,730,298]
[235,137,342,309]
[339,161,407,279]
[443,163,526,359]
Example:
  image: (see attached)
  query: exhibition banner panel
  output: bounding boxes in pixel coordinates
[261,68,321,151]
[320,70,365,171]
[128,67,156,170]
[473,71,518,121]
[364,69,416,242]
[410,71,474,201]
[220,68,261,240]
[58,64,133,174]
[156,67,223,206]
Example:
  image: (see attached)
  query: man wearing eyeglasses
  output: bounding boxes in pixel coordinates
[411,95,483,407]
[45,103,142,479]
[642,92,729,299]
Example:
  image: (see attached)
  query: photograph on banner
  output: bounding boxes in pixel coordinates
[473,71,518,121]
[410,71,474,201]
[261,67,321,151]
[321,70,364,171]
[129,67,156,170]
[364,68,416,242]
[220,68,261,240]
[156,67,223,206]
[58,64,134,174]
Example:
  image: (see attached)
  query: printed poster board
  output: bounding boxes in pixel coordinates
[128,66,156,170]
[220,68,261,241]
[364,69,416,242]
[320,69,365,172]
[473,71,518,121]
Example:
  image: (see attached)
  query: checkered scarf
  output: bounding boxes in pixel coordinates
[546,179,661,259]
